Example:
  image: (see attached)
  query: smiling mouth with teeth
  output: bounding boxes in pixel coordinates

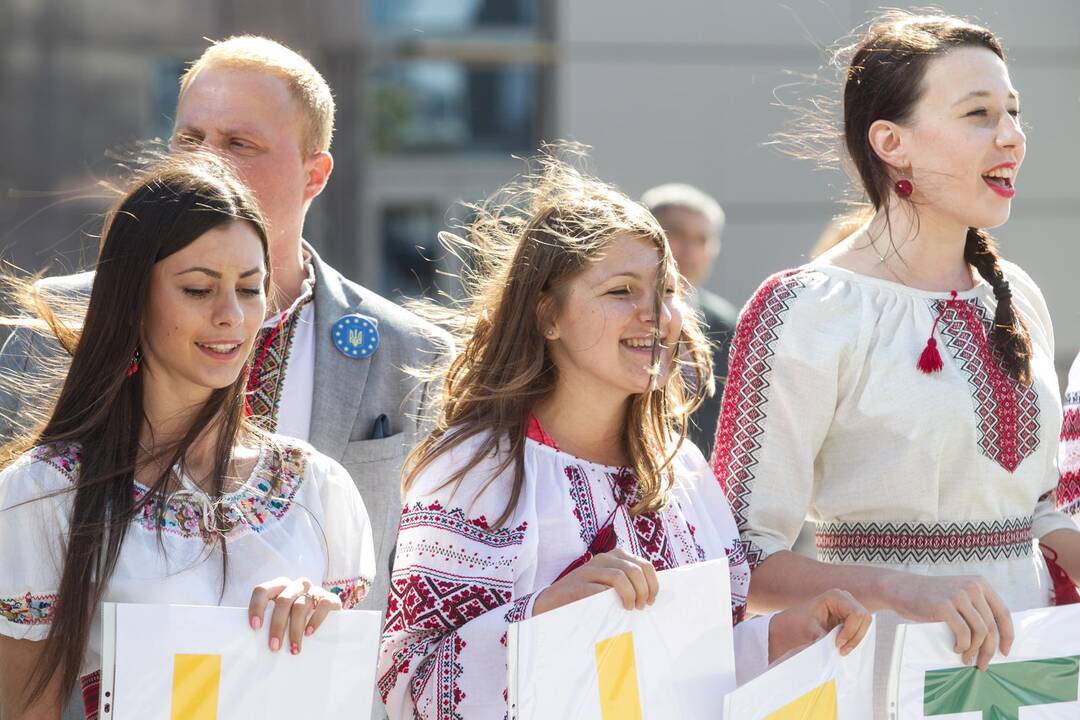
[198,342,241,353]
[982,165,1016,196]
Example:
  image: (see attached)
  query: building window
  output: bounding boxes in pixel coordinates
[372,61,539,155]
[379,202,448,300]
[371,0,539,35]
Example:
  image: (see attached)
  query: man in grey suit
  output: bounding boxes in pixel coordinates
[0,36,447,630]
[642,183,737,458]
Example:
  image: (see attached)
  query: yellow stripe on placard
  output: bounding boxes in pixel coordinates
[595,632,643,720]
[170,654,221,720]
[765,679,838,720]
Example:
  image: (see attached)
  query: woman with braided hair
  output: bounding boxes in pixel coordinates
[712,11,1080,716]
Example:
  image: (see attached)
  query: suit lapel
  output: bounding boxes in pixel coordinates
[307,245,371,460]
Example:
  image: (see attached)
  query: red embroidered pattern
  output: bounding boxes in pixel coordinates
[1059,472,1080,516]
[815,516,1033,564]
[80,670,101,720]
[566,465,600,546]
[397,500,528,549]
[1062,394,1080,442]
[379,500,527,716]
[627,511,677,571]
[1060,391,1080,514]
[710,270,805,567]
[933,298,1041,473]
[247,294,312,433]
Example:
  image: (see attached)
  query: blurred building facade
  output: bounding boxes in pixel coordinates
[2,0,1079,370]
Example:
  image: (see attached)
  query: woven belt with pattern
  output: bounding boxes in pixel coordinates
[815,516,1033,565]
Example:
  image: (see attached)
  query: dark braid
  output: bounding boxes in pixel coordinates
[964,227,1032,384]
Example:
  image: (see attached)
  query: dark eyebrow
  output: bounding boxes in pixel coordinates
[175,267,263,279]
[953,89,1019,106]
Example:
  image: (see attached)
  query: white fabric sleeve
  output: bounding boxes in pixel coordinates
[733,613,774,686]
[309,449,377,609]
[377,437,536,720]
[0,452,72,641]
[711,270,840,567]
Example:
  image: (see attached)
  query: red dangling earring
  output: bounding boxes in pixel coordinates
[125,350,141,378]
[894,179,914,198]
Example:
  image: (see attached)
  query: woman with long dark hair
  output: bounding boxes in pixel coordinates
[0,153,373,719]
[713,11,1080,716]
[376,151,871,719]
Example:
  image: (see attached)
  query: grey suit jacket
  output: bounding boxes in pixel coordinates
[0,246,450,618]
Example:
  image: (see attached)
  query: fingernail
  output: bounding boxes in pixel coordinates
[270,637,280,652]
[291,642,299,655]
[250,615,262,631]
[305,625,314,637]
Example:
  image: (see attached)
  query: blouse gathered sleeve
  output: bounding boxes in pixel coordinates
[710,270,843,569]
[376,438,536,720]
[0,452,73,641]
[307,450,376,609]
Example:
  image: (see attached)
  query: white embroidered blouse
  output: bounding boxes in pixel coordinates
[377,431,770,720]
[0,436,375,685]
[712,260,1076,716]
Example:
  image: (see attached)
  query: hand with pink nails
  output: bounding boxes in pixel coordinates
[247,576,343,655]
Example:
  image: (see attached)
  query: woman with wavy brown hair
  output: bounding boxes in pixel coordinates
[376,150,871,719]
[713,11,1080,716]
[0,153,373,719]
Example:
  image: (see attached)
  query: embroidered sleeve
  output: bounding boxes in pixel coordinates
[710,270,838,569]
[377,447,533,720]
[0,449,74,641]
[1057,355,1080,517]
[307,449,376,609]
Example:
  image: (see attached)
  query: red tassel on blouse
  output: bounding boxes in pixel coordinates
[917,339,944,373]
[918,290,958,375]
[555,519,618,581]
[1041,545,1080,605]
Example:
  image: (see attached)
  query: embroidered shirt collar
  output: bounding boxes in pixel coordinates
[262,253,316,328]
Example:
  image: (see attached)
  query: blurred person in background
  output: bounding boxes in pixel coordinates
[642,183,736,455]
[711,12,1080,718]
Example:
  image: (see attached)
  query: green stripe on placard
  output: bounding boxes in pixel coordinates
[924,656,1079,720]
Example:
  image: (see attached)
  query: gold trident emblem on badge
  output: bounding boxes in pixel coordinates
[348,328,364,347]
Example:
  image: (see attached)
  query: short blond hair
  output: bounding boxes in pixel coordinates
[178,35,335,155]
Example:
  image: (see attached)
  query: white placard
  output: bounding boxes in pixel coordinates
[99,603,381,718]
[722,620,874,719]
[890,604,1080,719]
[507,558,735,719]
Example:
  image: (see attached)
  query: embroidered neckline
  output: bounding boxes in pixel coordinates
[30,440,308,539]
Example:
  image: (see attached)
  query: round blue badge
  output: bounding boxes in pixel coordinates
[332,314,380,359]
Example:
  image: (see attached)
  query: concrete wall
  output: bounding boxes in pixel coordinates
[556,0,1080,374]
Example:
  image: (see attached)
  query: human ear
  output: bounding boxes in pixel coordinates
[867,119,908,172]
[302,151,334,202]
[536,293,560,340]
